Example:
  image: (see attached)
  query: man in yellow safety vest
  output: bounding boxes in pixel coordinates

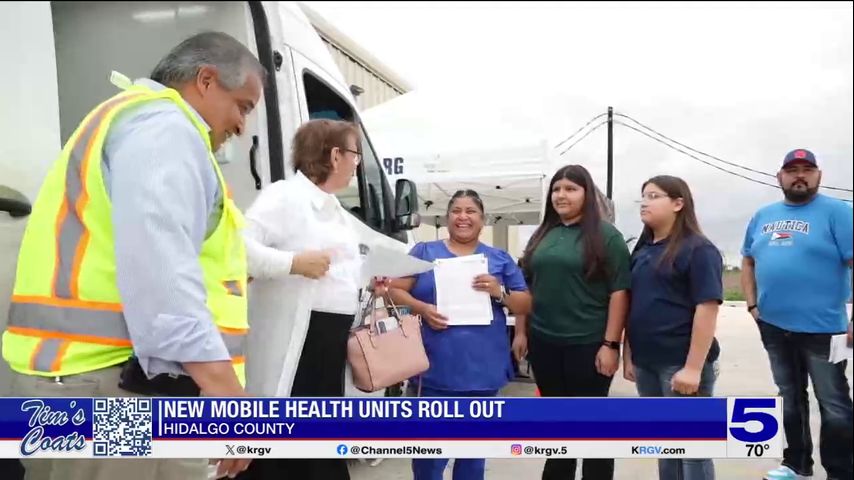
[3,32,264,480]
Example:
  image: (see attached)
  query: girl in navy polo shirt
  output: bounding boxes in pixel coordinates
[624,175,723,480]
[389,189,532,480]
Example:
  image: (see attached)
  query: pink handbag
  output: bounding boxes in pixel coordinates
[347,295,430,393]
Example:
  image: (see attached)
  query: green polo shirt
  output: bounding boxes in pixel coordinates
[528,221,631,344]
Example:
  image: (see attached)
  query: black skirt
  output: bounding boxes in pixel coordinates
[236,310,354,480]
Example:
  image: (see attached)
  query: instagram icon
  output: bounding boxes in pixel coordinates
[510,444,523,456]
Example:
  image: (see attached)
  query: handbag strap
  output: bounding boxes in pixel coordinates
[356,293,377,332]
[357,292,398,335]
[376,294,423,397]
[382,294,407,321]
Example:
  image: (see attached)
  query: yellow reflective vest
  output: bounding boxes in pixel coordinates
[2,84,248,385]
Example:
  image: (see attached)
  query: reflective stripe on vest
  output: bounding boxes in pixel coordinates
[223,280,243,297]
[7,302,246,359]
[54,93,141,301]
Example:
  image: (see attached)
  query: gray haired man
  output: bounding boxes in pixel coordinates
[4,32,264,480]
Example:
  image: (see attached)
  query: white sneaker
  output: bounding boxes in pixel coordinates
[763,465,812,480]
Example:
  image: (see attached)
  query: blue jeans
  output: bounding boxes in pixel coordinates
[758,320,853,479]
[634,361,717,480]
[408,385,498,480]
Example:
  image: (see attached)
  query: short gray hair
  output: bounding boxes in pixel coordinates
[151,32,266,90]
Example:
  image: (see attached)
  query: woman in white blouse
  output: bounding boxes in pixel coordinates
[238,119,362,480]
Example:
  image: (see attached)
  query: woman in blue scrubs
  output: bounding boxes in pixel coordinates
[389,189,532,480]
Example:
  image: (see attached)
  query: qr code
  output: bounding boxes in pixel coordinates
[93,398,152,457]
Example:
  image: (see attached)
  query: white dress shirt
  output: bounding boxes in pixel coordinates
[243,171,362,315]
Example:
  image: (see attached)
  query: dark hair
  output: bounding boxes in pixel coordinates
[632,175,706,268]
[291,119,359,184]
[521,165,608,281]
[446,189,485,217]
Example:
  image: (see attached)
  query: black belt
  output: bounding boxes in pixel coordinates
[118,357,201,397]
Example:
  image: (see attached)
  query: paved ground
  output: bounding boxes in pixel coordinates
[349,303,853,480]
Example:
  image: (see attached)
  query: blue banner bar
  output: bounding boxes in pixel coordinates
[0,397,727,444]
[150,398,726,440]
[0,397,784,459]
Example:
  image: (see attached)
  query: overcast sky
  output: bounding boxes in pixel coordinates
[304,1,853,263]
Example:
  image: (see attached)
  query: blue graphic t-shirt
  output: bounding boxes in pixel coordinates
[741,194,853,333]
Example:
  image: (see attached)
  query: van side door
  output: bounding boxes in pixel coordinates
[289,50,395,237]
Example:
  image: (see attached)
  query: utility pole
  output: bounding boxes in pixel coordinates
[607,106,614,199]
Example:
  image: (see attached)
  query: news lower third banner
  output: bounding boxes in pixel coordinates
[1,397,782,460]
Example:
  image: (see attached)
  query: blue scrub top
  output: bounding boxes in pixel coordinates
[407,240,528,393]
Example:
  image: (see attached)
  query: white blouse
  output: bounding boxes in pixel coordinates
[243,171,362,315]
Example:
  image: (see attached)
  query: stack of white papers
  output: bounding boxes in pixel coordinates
[434,254,493,326]
[360,244,434,284]
[828,334,853,364]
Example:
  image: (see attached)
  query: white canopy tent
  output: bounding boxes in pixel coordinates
[362,91,551,253]
[362,91,613,252]
[383,143,551,225]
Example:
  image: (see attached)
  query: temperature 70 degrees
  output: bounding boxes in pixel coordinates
[745,444,770,457]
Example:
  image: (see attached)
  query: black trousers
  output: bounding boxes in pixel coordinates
[237,311,353,480]
[528,332,615,480]
[0,460,24,480]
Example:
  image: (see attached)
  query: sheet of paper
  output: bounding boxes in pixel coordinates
[360,243,434,283]
[828,334,853,364]
[434,254,493,326]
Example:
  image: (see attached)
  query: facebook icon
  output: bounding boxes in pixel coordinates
[336,444,348,456]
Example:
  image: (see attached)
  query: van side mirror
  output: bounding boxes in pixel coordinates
[393,179,420,231]
[0,185,31,218]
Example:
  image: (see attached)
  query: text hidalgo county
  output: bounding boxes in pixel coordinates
[161,399,507,420]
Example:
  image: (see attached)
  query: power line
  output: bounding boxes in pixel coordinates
[615,111,854,193]
[614,112,775,178]
[617,120,788,189]
[553,113,607,150]
[558,120,608,157]
[617,120,854,204]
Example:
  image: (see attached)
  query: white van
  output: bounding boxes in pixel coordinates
[0,1,420,394]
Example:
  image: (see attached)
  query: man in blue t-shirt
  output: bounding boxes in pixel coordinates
[741,148,853,480]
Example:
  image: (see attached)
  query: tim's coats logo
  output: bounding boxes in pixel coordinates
[19,400,87,456]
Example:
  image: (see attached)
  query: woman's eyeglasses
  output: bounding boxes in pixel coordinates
[634,192,671,204]
[342,148,362,162]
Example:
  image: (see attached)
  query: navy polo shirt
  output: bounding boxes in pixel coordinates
[628,234,723,369]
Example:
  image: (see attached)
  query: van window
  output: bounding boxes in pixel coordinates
[303,72,388,232]
[358,126,387,230]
